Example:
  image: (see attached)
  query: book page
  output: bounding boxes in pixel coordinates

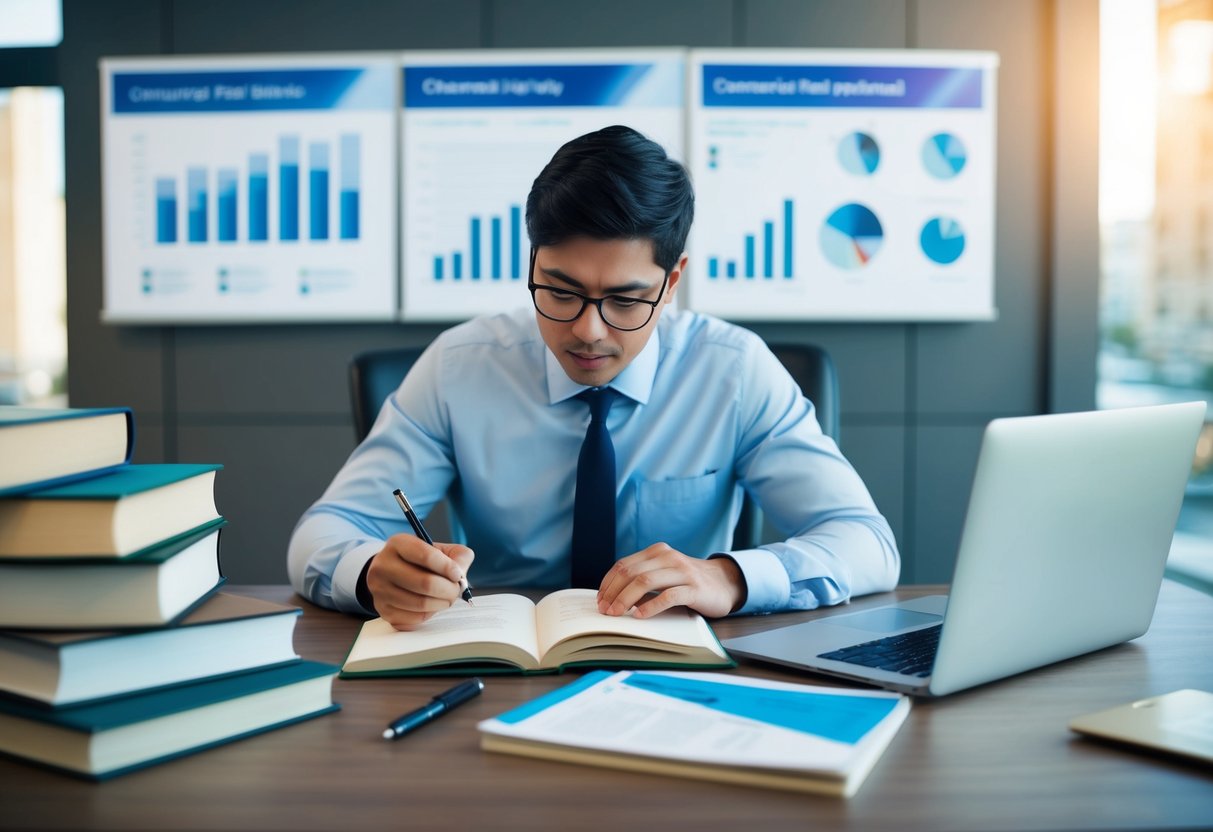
[533,589,726,664]
[342,593,542,672]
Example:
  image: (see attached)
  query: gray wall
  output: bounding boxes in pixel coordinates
[57,0,1099,584]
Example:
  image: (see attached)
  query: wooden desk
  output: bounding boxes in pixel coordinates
[2,582,1211,831]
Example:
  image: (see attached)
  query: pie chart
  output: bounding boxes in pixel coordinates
[820,203,883,270]
[920,216,966,265]
[838,131,880,175]
[922,132,967,179]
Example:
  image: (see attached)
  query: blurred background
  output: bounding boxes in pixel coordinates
[0,0,1208,590]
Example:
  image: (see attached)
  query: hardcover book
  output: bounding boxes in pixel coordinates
[0,520,226,629]
[0,406,134,496]
[0,660,340,780]
[0,592,301,706]
[0,463,222,558]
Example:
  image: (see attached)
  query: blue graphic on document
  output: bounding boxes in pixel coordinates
[820,203,883,270]
[920,217,965,265]
[922,132,966,179]
[838,132,879,175]
[623,673,897,745]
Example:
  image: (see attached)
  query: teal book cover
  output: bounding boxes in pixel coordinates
[19,463,222,500]
[0,406,131,427]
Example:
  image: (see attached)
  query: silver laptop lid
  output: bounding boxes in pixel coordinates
[927,401,1206,695]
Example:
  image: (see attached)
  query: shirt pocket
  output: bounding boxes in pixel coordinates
[635,469,732,555]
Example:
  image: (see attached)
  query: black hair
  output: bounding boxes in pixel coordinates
[525,125,694,273]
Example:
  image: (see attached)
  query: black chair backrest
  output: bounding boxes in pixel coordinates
[349,347,425,441]
[348,342,838,549]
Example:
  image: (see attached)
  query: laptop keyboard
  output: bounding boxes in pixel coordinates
[817,624,942,678]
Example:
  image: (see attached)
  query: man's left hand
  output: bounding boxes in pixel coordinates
[596,543,746,619]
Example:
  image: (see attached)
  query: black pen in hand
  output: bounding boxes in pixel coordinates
[382,678,485,740]
[393,488,474,605]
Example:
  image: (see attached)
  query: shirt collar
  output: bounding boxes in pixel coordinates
[545,323,661,406]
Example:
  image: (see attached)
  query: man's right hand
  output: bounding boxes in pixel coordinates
[365,534,474,631]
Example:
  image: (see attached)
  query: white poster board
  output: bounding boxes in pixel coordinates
[399,49,684,321]
[101,54,398,323]
[687,49,999,321]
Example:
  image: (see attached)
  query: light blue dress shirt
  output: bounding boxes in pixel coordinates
[287,307,899,616]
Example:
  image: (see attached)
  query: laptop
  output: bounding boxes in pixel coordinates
[722,402,1207,697]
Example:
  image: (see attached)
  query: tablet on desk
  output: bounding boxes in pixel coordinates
[1069,689,1213,767]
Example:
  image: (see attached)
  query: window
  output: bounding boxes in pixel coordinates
[1100,0,1213,589]
[0,0,62,48]
[0,87,65,405]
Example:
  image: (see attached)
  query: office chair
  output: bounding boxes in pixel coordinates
[348,342,838,550]
[349,347,426,442]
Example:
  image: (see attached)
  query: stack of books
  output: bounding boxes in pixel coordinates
[0,406,340,780]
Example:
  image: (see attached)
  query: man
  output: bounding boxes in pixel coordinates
[288,125,899,630]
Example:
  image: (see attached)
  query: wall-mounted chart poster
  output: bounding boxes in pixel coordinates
[400,50,684,321]
[101,55,397,323]
[688,49,998,321]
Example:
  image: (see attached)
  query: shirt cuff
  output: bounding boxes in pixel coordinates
[714,548,791,615]
[332,541,383,616]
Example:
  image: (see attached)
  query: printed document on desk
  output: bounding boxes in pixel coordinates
[479,670,909,797]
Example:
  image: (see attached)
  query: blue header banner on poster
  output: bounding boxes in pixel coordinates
[404,63,674,108]
[701,64,984,108]
[111,68,393,114]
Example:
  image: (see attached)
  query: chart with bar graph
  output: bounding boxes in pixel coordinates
[400,49,685,321]
[688,49,998,321]
[102,56,397,322]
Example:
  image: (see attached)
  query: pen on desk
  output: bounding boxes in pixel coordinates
[393,488,474,605]
[382,677,485,740]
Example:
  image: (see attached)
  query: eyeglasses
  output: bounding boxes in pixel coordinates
[528,250,670,332]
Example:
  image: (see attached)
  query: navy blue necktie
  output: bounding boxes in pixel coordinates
[571,387,619,588]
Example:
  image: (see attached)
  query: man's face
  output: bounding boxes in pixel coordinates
[532,237,684,388]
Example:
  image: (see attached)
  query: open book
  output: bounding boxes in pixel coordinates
[340,589,734,676]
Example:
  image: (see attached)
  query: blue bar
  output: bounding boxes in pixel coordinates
[339,133,359,240]
[510,205,521,279]
[726,260,736,278]
[784,199,793,278]
[309,142,329,240]
[187,167,207,243]
[155,178,176,244]
[763,221,774,278]
[491,217,502,280]
[470,217,481,279]
[249,153,268,242]
[744,234,755,278]
[279,136,299,241]
[217,168,238,242]
[434,256,443,281]
[453,252,463,280]
[708,257,718,278]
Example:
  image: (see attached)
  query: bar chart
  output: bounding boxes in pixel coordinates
[102,56,396,322]
[151,133,360,246]
[400,50,684,321]
[431,205,524,282]
[705,199,794,281]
